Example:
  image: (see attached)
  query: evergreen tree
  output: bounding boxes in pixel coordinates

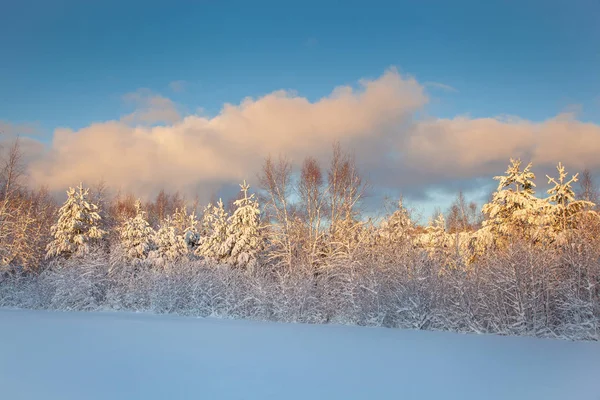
[173,207,200,252]
[46,183,106,259]
[546,162,595,233]
[149,217,188,267]
[430,212,447,237]
[223,181,262,268]
[482,159,548,244]
[428,212,451,257]
[119,199,154,262]
[414,212,449,256]
[195,199,229,261]
[378,199,413,244]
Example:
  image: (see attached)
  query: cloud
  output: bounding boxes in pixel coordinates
[121,89,181,125]
[405,112,600,182]
[168,80,187,93]
[15,67,600,207]
[27,68,426,201]
[0,121,46,170]
[424,81,458,93]
[0,121,40,139]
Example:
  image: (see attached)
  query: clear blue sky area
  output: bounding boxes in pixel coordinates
[2,0,599,134]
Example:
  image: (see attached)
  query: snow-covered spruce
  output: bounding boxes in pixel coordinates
[546,162,595,237]
[378,199,413,245]
[149,217,188,268]
[222,181,262,269]
[195,199,229,262]
[481,158,550,246]
[119,199,155,262]
[416,212,451,255]
[173,207,201,252]
[45,183,106,259]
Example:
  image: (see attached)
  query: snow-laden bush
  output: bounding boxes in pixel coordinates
[40,256,110,311]
[1,241,598,340]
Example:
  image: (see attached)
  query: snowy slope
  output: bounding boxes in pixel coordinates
[1,309,599,400]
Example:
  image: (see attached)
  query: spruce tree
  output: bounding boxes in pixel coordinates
[223,181,262,268]
[546,162,595,233]
[46,183,106,259]
[149,217,188,267]
[379,199,413,245]
[482,159,547,243]
[424,212,451,259]
[119,199,154,262]
[196,199,229,262]
[173,207,200,252]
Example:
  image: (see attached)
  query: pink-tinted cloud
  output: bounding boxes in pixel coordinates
[14,68,600,203]
[0,121,40,138]
[27,68,426,200]
[405,112,600,180]
[121,89,181,125]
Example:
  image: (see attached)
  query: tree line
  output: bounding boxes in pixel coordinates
[1,139,599,340]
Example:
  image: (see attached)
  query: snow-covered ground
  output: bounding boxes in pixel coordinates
[1,309,599,400]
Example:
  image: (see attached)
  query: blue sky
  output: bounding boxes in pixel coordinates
[2,0,598,132]
[1,0,599,219]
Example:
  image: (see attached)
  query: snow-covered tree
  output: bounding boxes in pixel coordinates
[481,159,549,245]
[222,181,262,268]
[366,199,415,263]
[173,207,200,252]
[414,212,451,258]
[378,199,413,245]
[119,199,154,262]
[195,199,229,261]
[429,212,448,246]
[149,217,188,267]
[46,184,106,259]
[546,162,595,233]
